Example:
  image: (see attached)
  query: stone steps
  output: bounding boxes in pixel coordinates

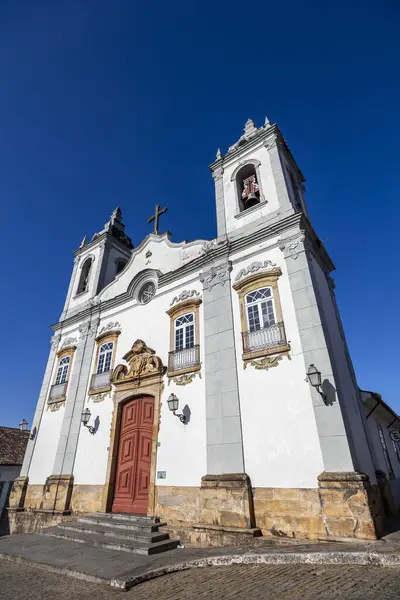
[38,512,179,556]
[58,522,169,543]
[77,514,166,532]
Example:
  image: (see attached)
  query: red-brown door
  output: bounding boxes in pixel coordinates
[112,396,154,514]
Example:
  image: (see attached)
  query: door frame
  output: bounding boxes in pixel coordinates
[101,376,164,516]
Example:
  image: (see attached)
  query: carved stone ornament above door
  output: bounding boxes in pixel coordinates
[111,339,166,387]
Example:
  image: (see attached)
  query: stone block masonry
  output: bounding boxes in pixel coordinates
[156,472,385,544]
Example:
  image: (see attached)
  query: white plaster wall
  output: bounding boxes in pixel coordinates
[100,234,206,302]
[72,392,114,485]
[28,403,65,483]
[222,143,280,235]
[230,245,324,488]
[27,329,80,484]
[72,272,207,487]
[310,257,376,480]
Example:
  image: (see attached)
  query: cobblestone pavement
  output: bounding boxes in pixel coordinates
[1,559,400,599]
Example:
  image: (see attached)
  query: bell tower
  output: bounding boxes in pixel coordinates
[209,117,308,239]
[61,207,133,319]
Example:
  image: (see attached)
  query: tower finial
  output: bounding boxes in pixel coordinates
[110,206,122,224]
[264,116,270,127]
[79,235,87,248]
[244,118,257,137]
[216,148,222,160]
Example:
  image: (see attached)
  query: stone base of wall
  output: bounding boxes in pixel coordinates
[9,472,385,542]
[7,483,104,534]
[70,485,104,514]
[199,473,255,528]
[253,487,324,539]
[8,508,71,535]
[156,473,255,528]
[41,474,74,512]
[160,523,261,548]
[318,472,384,540]
[156,472,385,543]
[156,484,324,540]
[8,476,29,510]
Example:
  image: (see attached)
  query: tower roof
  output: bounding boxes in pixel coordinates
[87,207,133,249]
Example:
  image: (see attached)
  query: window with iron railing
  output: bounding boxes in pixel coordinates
[88,329,121,396]
[168,344,200,373]
[242,287,287,353]
[89,341,114,392]
[90,371,111,391]
[48,355,71,404]
[49,382,68,402]
[242,321,287,353]
[167,312,200,374]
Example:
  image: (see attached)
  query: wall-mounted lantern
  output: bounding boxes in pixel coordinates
[306,364,327,403]
[167,393,187,424]
[81,407,96,434]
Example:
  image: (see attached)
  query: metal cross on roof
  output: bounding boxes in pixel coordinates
[147,204,167,235]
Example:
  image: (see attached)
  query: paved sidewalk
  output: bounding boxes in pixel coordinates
[0,531,400,590]
[1,560,400,599]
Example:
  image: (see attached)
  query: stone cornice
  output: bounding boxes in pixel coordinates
[209,125,278,171]
[209,124,305,183]
[50,213,334,331]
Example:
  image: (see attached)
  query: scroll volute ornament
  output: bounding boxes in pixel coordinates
[111,339,165,384]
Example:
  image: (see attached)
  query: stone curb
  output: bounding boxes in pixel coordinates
[2,549,400,591]
[115,552,400,590]
[0,551,109,587]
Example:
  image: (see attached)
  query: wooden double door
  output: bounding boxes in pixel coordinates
[112,395,154,515]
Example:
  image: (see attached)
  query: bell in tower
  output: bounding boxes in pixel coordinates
[241,173,260,210]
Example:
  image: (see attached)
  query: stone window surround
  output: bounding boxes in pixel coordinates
[233,268,290,364]
[88,330,121,396]
[48,345,77,404]
[166,298,202,378]
[230,158,266,216]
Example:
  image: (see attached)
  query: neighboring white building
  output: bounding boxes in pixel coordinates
[10,117,400,543]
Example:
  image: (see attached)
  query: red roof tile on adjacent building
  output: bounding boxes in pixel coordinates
[0,427,29,466]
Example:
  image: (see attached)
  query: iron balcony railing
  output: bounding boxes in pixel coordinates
[90,371,111,391]
[48,382,68,402]
[242,322,287,353]
[168,345,200,373]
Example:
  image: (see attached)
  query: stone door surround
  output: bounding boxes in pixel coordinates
[101,340,165,516]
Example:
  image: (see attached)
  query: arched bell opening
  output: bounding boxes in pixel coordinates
[236,163,261,212]
[77,258,93,294]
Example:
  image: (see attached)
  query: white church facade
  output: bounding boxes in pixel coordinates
[10,117,400,543]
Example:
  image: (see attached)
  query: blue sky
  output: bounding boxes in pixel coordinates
[0,0,399,427]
